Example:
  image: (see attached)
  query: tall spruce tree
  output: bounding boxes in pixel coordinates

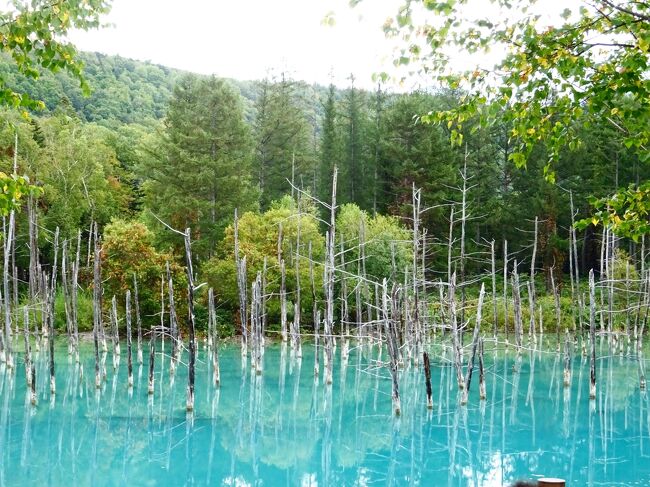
[140,74,256,258]
[254,72,315,208]
[340,75,369,208]
[319,83,342,203]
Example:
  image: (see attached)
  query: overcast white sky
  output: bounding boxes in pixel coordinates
[68,0,404,89]
[66,0,581,90]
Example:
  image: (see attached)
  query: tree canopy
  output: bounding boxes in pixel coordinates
[373,0,649,237]
[0,0,112,110]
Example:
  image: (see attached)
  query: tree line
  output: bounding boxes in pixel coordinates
[0,52,646,329]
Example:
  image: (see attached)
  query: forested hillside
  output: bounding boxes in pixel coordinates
[0,51,331,126]
[0,50,646,327]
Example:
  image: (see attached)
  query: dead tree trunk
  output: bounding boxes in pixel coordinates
[251,272,263,375]
[183,228,197,411]
[23,306,31,388]
[278,223,287,343]
[92,223,102,389]
[126,290,133,387]
[462,283,485,405]
[491,240,497,340]
[234,209,248,358]
[551,267,562,351]
[167,261,178,374]
[589,269,596,400]
[423,351,433,409]
[512,261,522,351]
[383,280,401,416]
[208,287,220,386]
[48,227,60,394]
[503,240,509,344]
[2,212,15,368]
[450,272,464,389]
[71,230,81,362]
[133,274,143,365]
[110,295,120,371]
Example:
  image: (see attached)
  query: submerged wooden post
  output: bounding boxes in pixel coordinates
[423,351,433,409]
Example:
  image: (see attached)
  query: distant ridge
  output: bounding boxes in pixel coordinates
[0,51,337,128]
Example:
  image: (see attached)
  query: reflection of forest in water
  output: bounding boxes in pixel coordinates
[0,339,649,486]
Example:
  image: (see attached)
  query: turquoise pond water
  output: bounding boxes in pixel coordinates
[0,337,649,486]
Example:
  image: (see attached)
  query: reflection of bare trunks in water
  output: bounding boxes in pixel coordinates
[511,482,536,487]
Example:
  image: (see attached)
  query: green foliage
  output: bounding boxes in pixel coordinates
[581,182,650,240]
[255,73,316,208]
[202,195,325,324]
[378,91,460,230]
[336,203,410,281]
[369,0,650,237]
[318,83,342,203]
[0,171,40,216]
[140,74,258,259]
[101,219,185,327]
[54,289,93,332]
[0,51,342,128]
[474,293,577,334]
[340,77,371,208]
[0,0,111,111]
[36,112,131,238]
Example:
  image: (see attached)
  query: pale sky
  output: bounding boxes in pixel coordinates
[66,0,581,90]
[68,0,404,89]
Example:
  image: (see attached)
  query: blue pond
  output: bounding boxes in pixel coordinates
[0,337,649,486]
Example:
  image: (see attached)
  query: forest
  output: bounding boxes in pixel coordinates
[0,1,649,485]
[0,49,645,333]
